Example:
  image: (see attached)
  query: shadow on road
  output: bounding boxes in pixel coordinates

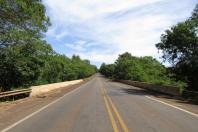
[123,87,198,105]
[111,80,198,105]
[100,75,198,105]
[121,88,153,96]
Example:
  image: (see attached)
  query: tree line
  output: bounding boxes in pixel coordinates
[100,4,198,92]
[0,0,97,91]
[100,52,184,88]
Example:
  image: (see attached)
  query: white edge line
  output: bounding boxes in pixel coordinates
[1,85,83,132]
[145,96,198,118]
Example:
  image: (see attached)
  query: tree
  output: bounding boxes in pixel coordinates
[0,43,44,91]
[0,40,97,91]
[99,63,115,78]
[100,52,181,87]
[113,52,132,79]
[0,0,50,48]
[0,0,51,91]
[156,4,198,91]
[0,0,97,91]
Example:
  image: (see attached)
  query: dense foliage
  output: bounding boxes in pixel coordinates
[0,0,50,48]
[0,0,96,91]
[100,52,184,87]
[156,4,198,91]
[0,40,97,91]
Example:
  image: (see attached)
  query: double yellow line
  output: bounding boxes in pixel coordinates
[101,87,129,132]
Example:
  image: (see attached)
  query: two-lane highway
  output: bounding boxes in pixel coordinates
[1,74,198,132]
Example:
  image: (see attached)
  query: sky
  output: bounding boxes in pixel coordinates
[43,0,197,67]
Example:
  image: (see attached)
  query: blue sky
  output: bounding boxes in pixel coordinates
[43,0,197,67]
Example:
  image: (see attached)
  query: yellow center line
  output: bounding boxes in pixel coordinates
[101,87,119,132]
[103,87,130,132]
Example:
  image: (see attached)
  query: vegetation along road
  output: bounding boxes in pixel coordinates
[0,1,198,132]
[1,74,197,132]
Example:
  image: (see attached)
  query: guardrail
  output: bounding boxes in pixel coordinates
[0,88,31,99]
[0,77,91,101]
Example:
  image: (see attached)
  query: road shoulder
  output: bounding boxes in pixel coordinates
[0,81,86,130]
[111,80,198,115]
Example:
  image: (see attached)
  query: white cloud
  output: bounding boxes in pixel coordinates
[44,0,163,21]
[56,32,68,40]
[64,40,87,51]
[43,0,196,66]
[79,52,118,64]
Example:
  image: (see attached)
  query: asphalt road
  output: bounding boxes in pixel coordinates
[2,74,198,132]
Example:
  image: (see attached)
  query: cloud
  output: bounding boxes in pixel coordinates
[64,40,87,52]
[43,0,197,66]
